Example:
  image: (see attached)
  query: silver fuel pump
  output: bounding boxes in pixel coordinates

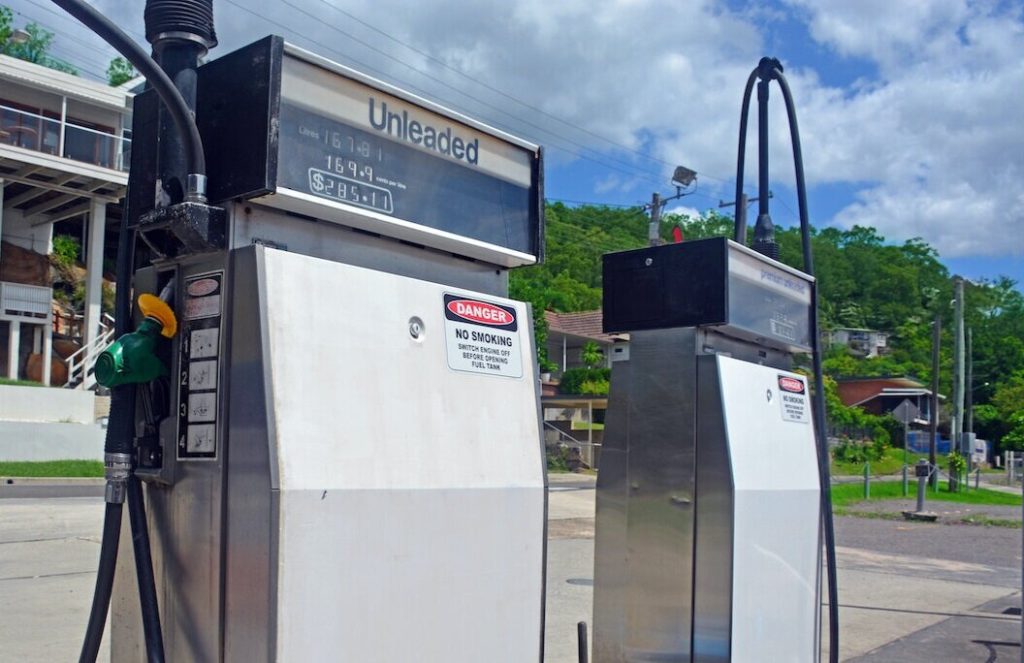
[55,8,548,658]
[591,238,821,662]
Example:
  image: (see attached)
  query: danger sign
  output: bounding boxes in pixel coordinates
[778,374,810,424]
[444,293,522,378]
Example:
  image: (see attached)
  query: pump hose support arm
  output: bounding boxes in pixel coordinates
[733,58,840,663]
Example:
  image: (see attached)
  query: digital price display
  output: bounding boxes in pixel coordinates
[266,47,543,267]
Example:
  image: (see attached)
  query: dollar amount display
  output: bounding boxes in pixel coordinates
[308,168,394,214]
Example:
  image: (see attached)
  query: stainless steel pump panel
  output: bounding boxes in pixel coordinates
[115,34,547,663]
[602,237,813,353]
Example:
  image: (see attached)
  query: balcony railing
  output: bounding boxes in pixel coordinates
[0,280,52,320]
[0,103,130,172]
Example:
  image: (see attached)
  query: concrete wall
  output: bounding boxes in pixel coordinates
[0,384,95,423]
[2,208,53,254]
[0,421,104,460]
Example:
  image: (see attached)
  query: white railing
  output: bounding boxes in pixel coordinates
[0,103,130,171]
[0,281,51,319]
[65,313,116,390]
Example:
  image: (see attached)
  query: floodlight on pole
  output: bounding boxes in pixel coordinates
[648,164,698,246]
[672,165,697,188]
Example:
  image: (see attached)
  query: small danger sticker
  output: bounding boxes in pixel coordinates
[443,294,522,378]
[778,375,810,424]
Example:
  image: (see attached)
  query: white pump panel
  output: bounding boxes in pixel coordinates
[716,354,821,661]
[259,248,545,661]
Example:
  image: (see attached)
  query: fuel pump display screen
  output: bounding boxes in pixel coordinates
[276,102,534,254]
[269,46,542,266]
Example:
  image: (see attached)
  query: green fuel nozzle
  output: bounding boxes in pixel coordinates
[95,293,178,388]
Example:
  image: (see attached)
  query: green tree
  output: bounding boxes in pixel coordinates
[1,19,78,75]
[581,341,603,369]
[0,6,12,47]
[107,56,134,86]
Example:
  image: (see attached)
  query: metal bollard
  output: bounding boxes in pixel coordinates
[915,460,929,512]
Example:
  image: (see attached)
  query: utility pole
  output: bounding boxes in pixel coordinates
[647,166,697,247]
[929,313,940,489]
[648,192,662,247]
[952,277,965,462]
[719,191,772,244]
[965,327,973,434]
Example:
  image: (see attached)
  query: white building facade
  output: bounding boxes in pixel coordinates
[0,54,130,387]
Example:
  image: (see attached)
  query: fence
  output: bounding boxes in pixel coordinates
[843,461,983,499]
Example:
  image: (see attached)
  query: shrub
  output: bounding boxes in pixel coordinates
[559,367,611,395]
[51,234,80,267]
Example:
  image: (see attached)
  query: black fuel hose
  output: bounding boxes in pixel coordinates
[78,503,122,663]
[128,476,165,662]
[732,60,840,663]
[50,0,206,180]
[773,66,840,663]
[77,158,138,663]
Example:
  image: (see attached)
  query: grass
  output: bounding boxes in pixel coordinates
[831,446,929,476]
[0,377,44,387]
[831,479,1022,509]
[0,460,103,478]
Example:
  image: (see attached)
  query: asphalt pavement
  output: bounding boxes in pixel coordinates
[1,473,1021,662]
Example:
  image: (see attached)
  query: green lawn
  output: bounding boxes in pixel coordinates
[0,460,104,478]
[831,479,1021,509]
[0,377,44,387]
[831,447,929,477]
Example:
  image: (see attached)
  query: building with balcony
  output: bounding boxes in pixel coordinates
[824,327,889,359]
[0,54,130,389]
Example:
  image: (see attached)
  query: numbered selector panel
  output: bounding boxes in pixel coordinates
[177,272,224,460]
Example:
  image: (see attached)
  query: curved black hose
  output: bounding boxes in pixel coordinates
[50,0,206,178]
[773,67,840,663]
[78,503,122,663]
[733,69,758,243]
[128,476,165,662]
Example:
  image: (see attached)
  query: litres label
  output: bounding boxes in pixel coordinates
[443,293,522,378]
[778,374,810,424]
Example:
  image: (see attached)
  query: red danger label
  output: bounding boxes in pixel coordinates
[778,376,805,394]
[446,298,515,327]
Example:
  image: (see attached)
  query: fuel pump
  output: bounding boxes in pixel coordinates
[56,2,547,662]
[589,58,838,662]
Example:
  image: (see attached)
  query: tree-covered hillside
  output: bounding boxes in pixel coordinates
[514,202,1024,450]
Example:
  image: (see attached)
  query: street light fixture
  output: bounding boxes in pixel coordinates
[671,165,697,188]
[9,28,31,45]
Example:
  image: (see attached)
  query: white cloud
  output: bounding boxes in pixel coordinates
[17,0,1022,259]
[779,0,1024,256]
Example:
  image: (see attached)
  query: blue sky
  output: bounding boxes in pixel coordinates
[9,0,1022,287]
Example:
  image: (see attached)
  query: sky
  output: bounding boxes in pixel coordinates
[7,0,1022,287]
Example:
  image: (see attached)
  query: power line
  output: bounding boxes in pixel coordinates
[546,197,642,209]
[221,0,670,189]
[309,0,698,179]
[10,2,121,79]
